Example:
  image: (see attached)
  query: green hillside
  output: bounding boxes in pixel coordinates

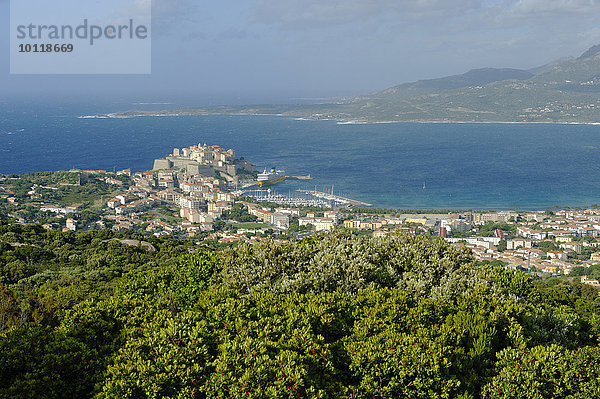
[1,222,599,398]
[336,46,600,123]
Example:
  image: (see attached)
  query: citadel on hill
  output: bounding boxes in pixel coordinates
[152,143,256,184]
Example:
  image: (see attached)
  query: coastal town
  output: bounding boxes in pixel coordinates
[1,143,600,286]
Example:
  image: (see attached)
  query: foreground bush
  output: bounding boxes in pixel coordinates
[1,229,599,398]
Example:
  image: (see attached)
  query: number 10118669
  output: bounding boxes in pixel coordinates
[18,43,74,53]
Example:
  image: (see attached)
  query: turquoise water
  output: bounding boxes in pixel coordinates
[2,100,600,210]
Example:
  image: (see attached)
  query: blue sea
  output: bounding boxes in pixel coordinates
[2,98,600,210]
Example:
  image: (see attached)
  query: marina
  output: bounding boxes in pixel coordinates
[241,188,336,208]
[239,186,372,208]
[297,189,373,207]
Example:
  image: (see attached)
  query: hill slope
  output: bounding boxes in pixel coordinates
[108,45,600,123]
[1,226,600,398]
[389,67,533,92]
[336,45,600,122]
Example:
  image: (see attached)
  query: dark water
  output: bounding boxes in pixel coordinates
[2,100,600,210]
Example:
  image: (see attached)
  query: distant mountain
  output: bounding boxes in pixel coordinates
[527,57,573,75]
[111,45,600,123]
[391,68,533,91]
[578,44,600,60]
[330,44,600,123]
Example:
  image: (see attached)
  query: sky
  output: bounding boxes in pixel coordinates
[1,0,600,104]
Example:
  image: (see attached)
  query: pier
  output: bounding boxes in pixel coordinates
[297,189,372,207]
[287,174,312,180]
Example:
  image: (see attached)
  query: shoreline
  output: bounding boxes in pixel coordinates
[0,169,595,213]
[78,111,600,126]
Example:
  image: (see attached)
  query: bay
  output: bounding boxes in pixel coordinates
[1,100,600,210]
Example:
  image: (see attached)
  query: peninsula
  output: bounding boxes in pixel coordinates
[96,44,600,124]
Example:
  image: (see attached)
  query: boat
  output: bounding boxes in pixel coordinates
[257,168,286,187]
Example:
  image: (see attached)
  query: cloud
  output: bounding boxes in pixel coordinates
[112,0,151,20]
[151,0,203,36]
[180,30,207,42]
[510,0,600,14]
[250,0,482,28]
[153,0,188,16]
[245,0,600,75]
[492,0,600,48]
[216,28,251,41]
[250,0,600,33]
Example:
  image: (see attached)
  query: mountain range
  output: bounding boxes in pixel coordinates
[112,45,600,123]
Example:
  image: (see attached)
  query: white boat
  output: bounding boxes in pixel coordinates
[257,168,286,187]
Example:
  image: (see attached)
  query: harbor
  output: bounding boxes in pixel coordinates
[241,188,336,208]
[297,189,373,207]
[239,187,372,208]
[240,168,372,208]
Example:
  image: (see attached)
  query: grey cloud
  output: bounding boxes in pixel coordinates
[250,0,600,33]
[510,0,600,14]
[152,0,201,21]
[216,28,252,41]
[153,0,188,16]
[152,0,203,35]
[483,0,600,27]
[182,30,207,41]
[250,0,481,28]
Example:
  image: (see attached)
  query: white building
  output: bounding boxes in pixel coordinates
[269,213,290,230]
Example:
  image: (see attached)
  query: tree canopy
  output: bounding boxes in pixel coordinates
[1,224,599,398]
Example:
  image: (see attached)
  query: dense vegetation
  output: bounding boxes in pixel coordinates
[1,172,122,207]
[1,221,599,398]
[0,172,126,228]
